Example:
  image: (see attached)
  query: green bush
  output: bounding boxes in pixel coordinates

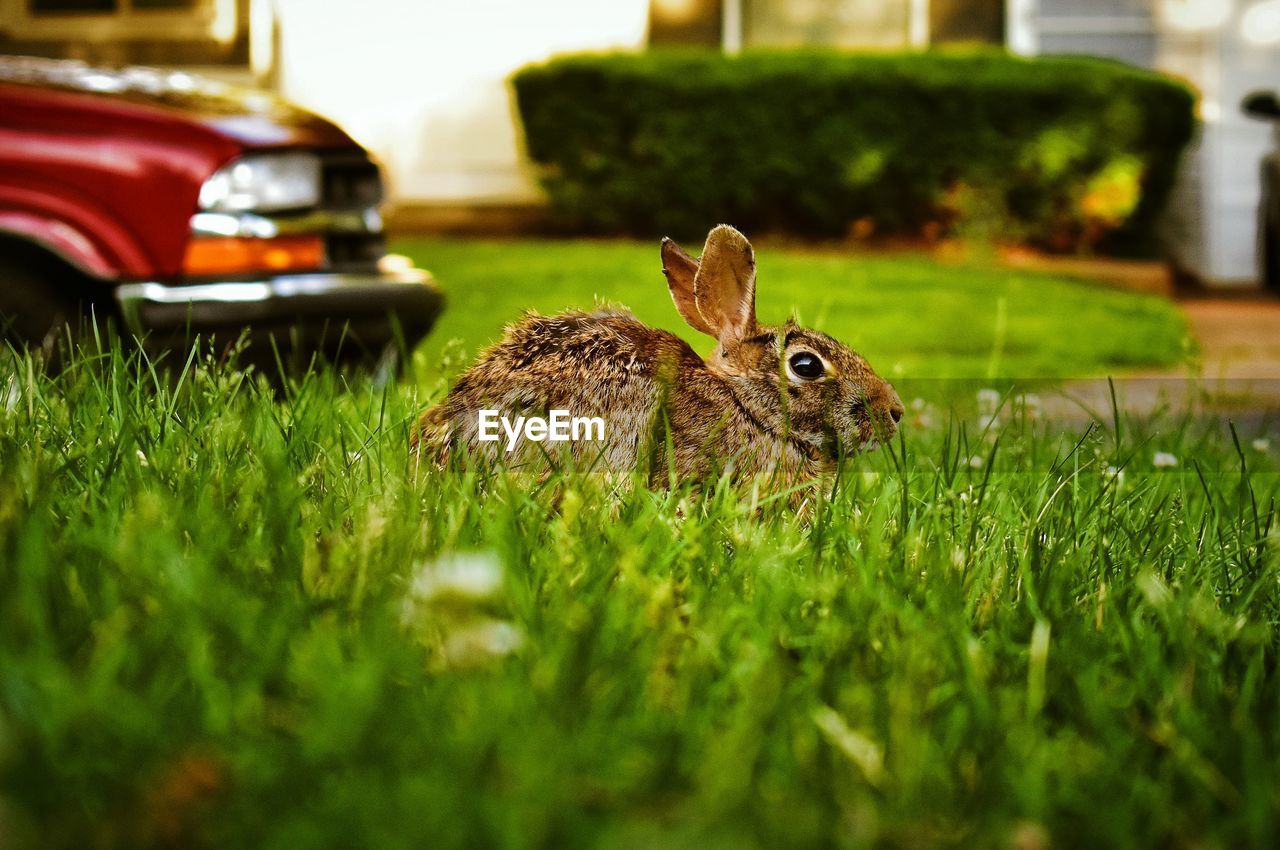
[511,50,1196,253]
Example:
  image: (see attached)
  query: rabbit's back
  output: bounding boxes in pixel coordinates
[422,309,700,468]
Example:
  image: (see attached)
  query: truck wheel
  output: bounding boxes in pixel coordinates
[0,243,95,359]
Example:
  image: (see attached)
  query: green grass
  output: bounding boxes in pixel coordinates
[0,245,1269,849]
[0,334,1277,849]
[399,237,1190,380]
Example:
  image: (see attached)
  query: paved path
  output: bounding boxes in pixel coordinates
[1048,297,1280,425]
[1179,297,1280,380]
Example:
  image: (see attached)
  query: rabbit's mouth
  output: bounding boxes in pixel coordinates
[811,427,873,464]
[844,415,897,456]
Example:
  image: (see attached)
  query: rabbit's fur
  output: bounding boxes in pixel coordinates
[415,225,903,484]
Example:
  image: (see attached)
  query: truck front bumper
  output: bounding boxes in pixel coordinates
[114,267,444,366]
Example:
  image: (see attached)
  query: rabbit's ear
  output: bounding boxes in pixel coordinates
[693,224,757,343]
[662,237,716,337]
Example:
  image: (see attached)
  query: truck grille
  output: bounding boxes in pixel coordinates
[319,152,385,271]
[321,153,383,210]
[327,233,387,269]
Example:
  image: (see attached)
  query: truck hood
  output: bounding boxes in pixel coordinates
[0,55,356,148]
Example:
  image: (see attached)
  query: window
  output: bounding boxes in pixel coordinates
[650,0,935,51]
[130,0,199,8]
[742,0,914,49]
[4,0,233,41]
[29,0,115,11]
[29,0,198,12]
[29,0,113,10]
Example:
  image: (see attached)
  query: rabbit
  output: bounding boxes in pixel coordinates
[414,224,903,484]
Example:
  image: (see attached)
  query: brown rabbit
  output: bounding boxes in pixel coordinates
[415,225,903,483]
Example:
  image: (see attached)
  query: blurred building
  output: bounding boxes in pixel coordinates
[0,0,650,227]
[1007,0,1279,288]
[1,0,1278,285]
[654,0,1278,287]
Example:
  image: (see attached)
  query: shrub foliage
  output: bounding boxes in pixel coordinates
[512,50,1196,252]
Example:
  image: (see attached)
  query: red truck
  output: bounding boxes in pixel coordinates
[0,55,443,367]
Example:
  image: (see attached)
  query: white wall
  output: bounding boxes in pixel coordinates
[269,0,649,204]
[1010,0,1280,286]
[1200,2,1278,283]
[1159,2,1280,285]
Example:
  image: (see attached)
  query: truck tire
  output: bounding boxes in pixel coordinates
[0,242,95,358]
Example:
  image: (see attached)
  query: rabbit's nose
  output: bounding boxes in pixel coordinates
[885,387,904,424]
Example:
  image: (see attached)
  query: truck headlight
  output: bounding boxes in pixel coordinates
[197,152,322,213]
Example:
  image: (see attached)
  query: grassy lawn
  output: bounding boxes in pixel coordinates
[1,344,1276,849]
[2,246,1276,849]
[398,237,1190,380]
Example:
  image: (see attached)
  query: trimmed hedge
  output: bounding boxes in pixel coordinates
[511,50,1197,253]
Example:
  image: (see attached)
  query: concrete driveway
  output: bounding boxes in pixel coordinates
[1046,296,1280,426]
[1179,297,1280,379]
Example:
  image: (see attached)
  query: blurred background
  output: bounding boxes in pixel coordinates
[2,0,1278,288]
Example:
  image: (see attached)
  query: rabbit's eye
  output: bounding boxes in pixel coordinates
[788,352,825,380]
